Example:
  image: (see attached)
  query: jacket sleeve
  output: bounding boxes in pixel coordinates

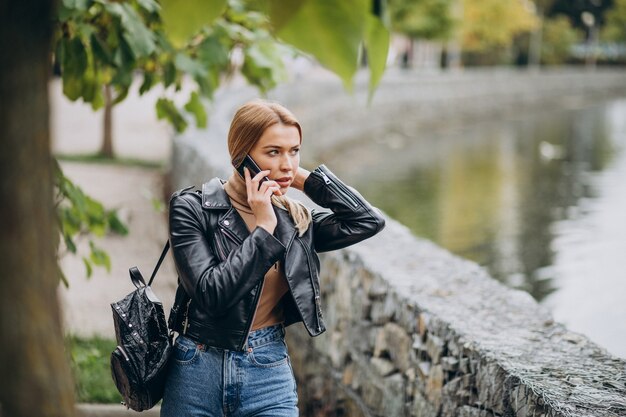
[168,192,285,315]
[303,164,386,253]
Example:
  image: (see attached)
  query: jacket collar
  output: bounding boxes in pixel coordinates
[201,178,231,209]
[201,178,297,248]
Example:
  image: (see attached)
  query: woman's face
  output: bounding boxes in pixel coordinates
[248,123,301,195]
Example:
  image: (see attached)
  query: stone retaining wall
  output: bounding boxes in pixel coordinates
[170,69,626,417]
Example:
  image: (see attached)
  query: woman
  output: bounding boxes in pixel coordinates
[162,99,385,416]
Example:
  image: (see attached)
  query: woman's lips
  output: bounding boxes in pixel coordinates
[275,178,292,187]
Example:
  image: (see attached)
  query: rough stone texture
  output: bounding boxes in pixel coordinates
[171,70,626,417]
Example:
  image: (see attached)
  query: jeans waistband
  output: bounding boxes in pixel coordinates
[246,323,285,349]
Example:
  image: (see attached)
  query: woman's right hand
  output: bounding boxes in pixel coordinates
[245,167,280,234]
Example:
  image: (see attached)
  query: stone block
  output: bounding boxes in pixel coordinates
[426,334,445,364]
[426,364,444,410]
[417,361,431,380]
[383,373,406,417]
[418,312,431,338]
[368,280,388,300]
[442,374,475,406]
[441,356,459,372]
[476,362,505,415]
[397,301,419,332]
[361,379,386,416]
[411,388,438,417]
[382,322,413,372]
[371,357,396,377]
[370,294,397,324]
[454,405,493,417]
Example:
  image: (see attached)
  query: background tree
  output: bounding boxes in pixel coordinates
[1,1,389,415]
[0,0,77,416]
[460,0,537,65]
[528,0,557,67]
[541,16,584,64]
[602,0,626,42]
[387,0,456,68]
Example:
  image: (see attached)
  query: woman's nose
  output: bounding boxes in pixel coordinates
[279,156,293,171]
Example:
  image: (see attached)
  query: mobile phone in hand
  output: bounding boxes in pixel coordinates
[235,155,269,190]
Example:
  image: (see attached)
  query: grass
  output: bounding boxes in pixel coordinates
[66,335,122,404]
[55,152,164,169]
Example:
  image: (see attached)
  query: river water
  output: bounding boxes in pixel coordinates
[320,98,626,358]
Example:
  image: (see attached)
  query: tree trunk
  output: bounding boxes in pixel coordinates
[99,84,114,158]
[528,7,544,69]
[0,1,77,416]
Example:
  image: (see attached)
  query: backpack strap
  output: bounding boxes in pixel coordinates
[128,185,195,289]
[147,240,170,287]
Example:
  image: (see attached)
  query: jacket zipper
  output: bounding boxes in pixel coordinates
[319,170,359,208]
[220,227,242,246]
[298,238,322,333]
[214,233,227,261]
[241,279,265,351]
[181,299,192,334]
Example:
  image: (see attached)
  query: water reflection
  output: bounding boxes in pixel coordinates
[319,98,626,357]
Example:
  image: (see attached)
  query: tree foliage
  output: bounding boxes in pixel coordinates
[461,0,538,51]
[602,0,626,41]
[53,0,390,280]
[541,16,583,65]
[387,0,456,41]
[53,160,128,286]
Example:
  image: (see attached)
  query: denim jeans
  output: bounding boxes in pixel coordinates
[161,323,298,417]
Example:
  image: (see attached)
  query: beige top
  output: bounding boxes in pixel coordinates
[223,172,289,331]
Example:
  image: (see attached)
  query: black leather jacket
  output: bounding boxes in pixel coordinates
[167,164,385,351]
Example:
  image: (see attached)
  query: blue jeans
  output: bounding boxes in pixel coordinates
[161,324,299,417]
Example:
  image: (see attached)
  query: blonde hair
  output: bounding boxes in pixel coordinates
[228,99,312,236]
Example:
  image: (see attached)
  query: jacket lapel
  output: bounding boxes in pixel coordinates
[202,178,297,247]
[273,206,298,250]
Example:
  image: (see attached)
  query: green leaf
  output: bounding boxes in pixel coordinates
[276,0,368,90]
[89,241,111,272]
[162,61,177,87]
[58,264,69,288]
[61,37,88,78]
[197,34,230,69]
[160,0,228,46]
[64,234,78,254]
[139,72,156,95]
[104,2,157,58]
[156,98,188,132]
[111,68,133,90]
[174,53,208,78]
[136,0,160,14]
[83,257,93,279]
[247,0,307,32]
[63,0,90,10]
[57,3,76,22]
[184,92,207,128]
[90,34,115,67]
[107,211,129,235]
[111,85,130,105]
[364,14,389,103]
[241,40,288,93]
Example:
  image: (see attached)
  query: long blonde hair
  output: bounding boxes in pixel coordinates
[228,99,312,236]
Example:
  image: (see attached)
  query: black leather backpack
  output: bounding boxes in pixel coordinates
[110,241,172,411]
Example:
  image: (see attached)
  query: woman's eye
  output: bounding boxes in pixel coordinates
[268,150,278,156]
[291,148,300,155]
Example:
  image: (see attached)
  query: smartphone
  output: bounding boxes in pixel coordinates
[235,154,269,189]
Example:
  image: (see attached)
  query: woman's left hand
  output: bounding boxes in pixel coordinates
[291,167,310,191]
